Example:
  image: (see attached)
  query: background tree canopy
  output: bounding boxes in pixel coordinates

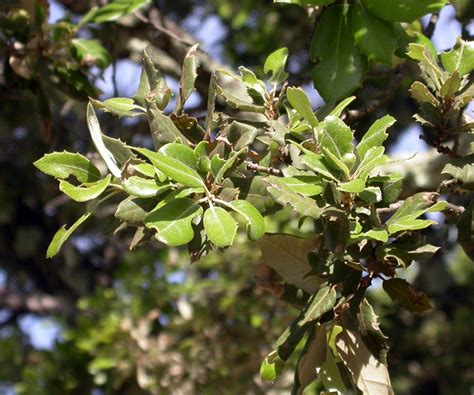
[0,0,474,394]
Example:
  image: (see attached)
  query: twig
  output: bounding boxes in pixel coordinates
[134,11,196,47]
[377,199,465,216]
[245,161,282,176]
[424,13,439,38]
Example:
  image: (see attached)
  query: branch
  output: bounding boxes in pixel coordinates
[377,199,465,216]
[342,65,407,124]
[424,13,439,38]
[0,288,74,316]
[245,161,282,176]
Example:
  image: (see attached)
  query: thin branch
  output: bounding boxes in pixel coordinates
[424,13,439,38]
[376,199,465,216]
[245,161,282,176]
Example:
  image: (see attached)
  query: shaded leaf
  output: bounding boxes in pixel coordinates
[357,299,389,364]
[293,325,327,394]
[456,201,474,260]
[115,197,156,224]
[352,3,397,64]
[442,154,474,190]
[310,5,367,102]
[258,234,323,293]
[383,278,433,313]
[71,39,111,68]
[336,329,394,395]
[361,0,447,22]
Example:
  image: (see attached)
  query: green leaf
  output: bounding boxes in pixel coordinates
[275,0,334,4]
[239,66,267,100]
[135,46,171,109]
[87,103,122,178]
[338,179,365,193]
[296,144,340,181]
[90,97,145,117]
[258,234,323,293]
[351,227,388,243]
[145,198,202,246]
[385,192,446,234]
[47,212,91,258]
[103,137,135,168]
[260,351,285,382]
[286,87,319,128]
[336,329,394,395]
[407,44,444,91]
[205,72,218,134]
[357,115,395,159]
[441,39,474,76]
[442,154,474,190]
[383,278,433,313]
[358,186,382,203]
[376,244,439,267]
[176,44,199,112]
[159,143,199,169]
[440,71,462,98]
[276,176,323,196]
[115,197,156,224]
[122,176,171,198]
[320,115,355,172]
[264,47,289,85]
[310,5,367,102]
[354,146,387,181]
[409,81,440,106]
[214,148,248,184]
[33,152,101,183]
[135,147,204,188]
[86,0,151,23]
[320,343,346,393]
[456,201,474,260]
[352,3,397,64]
[71,39,111,69]
[228,200,265,241]
[328,96,356,117]
[361,0,447,22]
[267,176,322,219]
[203,206,238,247]
[59,175,111,202]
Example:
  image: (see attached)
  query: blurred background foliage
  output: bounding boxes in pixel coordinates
[0,0,473,394]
